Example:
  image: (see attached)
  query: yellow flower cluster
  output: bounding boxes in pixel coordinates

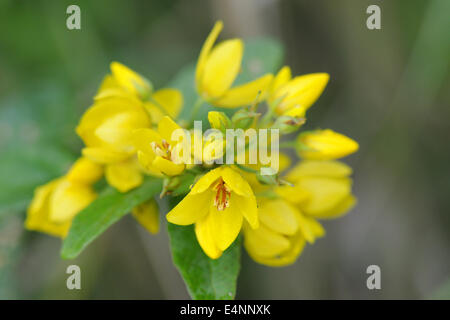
[26,21,359,267]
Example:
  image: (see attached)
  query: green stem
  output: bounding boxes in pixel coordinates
[189,97,205,125]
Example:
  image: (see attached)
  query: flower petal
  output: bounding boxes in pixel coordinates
[25,179,71,238]
[157,116,182,146]
[276,73,329,113]
[296,213,325,243]
[105,161,143,192]
[213,74,274,108]
[311,194,357,219]
[190,167,224,194]
[286,160,352,182]
[132,199,159,234]
[221,166,253,197]
[49,180,97,223]
[195,214,223,259]
[82,147,131,164]
[209,197,243,251]
[196,21,224,91]
[244,223,290,258]
[110,61,152,97]
[270,66,291,96]
[145,88,183,122]
[258,199,299,236]
[66,157,103,185]
[152,156,185,176]
[234,193,258,229]
[201,39,243,99]
[166,192,211,225]
[298,176,352,216]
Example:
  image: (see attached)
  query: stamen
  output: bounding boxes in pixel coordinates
[150,140,172,160]
[213,178,231,211]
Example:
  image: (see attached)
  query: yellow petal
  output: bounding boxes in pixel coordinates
[296,213,325,243]
[233,193,258,229]
[196,21,224,91]
[275,184,310,205]
[66,157,103,184]
[209,197,243,251]
[221,166,254,197]
[190,167,224,194]
[145,88,183,122]
[201,39,243,99]
[82,147,131,164]
[213,74,274,108]
[298,176,352,216]
[110,61,152,98]
[25,179,71,238]
[94,75,130,100]
[132,128,162,154]
[252,232,306,267]
[76,97,150,153]
[49,180,97,223]
[270,66,291,96]
[166,192,211,225]
[286,160,352,182]
[244,223,290,258]
[157,116,182,146]
[275,73,329,114]
[195,213,223,259]
[312,194,357,219]
[105,160,143,192]
[152,156,185,176]
[298,129,359,160]
[258,199,299,235]
[132,199,159,234]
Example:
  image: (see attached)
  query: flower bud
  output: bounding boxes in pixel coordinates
[297,129,359,160]
[208,111,232,132]
[232,109,260,129]
[272,116,305,134]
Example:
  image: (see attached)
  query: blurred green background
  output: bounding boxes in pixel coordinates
[0,0,449,299]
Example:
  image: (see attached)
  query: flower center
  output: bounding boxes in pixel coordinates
[151,139,172,160]
[213,178,231,211]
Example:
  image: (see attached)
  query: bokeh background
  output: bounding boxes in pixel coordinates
[1,0,449,299]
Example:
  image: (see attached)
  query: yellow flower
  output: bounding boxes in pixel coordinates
[132,199,160,234]
[132,116,186,176]
[282,160,357,219]
[25,157,103,238]
[297,129,359,160]
[76,95,151,192]
[95,62,183,123]
[243,198,324,267]
[268,66,329,116]
[196,21,274,108]
[77,96,151,163]
[166,166,258,259]
[242,159,356,266]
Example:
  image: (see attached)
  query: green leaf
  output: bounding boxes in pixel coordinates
[168,223,241,300]
[61,178,162,259]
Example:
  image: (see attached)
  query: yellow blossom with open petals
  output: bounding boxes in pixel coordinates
[244,198,324,267]
[95,62,183,123]
[166,166,258,259]
[196,21,273,108]
[297,129,359,160]
[132,116,186,176]
[25,157,103,238]
[282,160,356,219]
[269,66,329,116]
